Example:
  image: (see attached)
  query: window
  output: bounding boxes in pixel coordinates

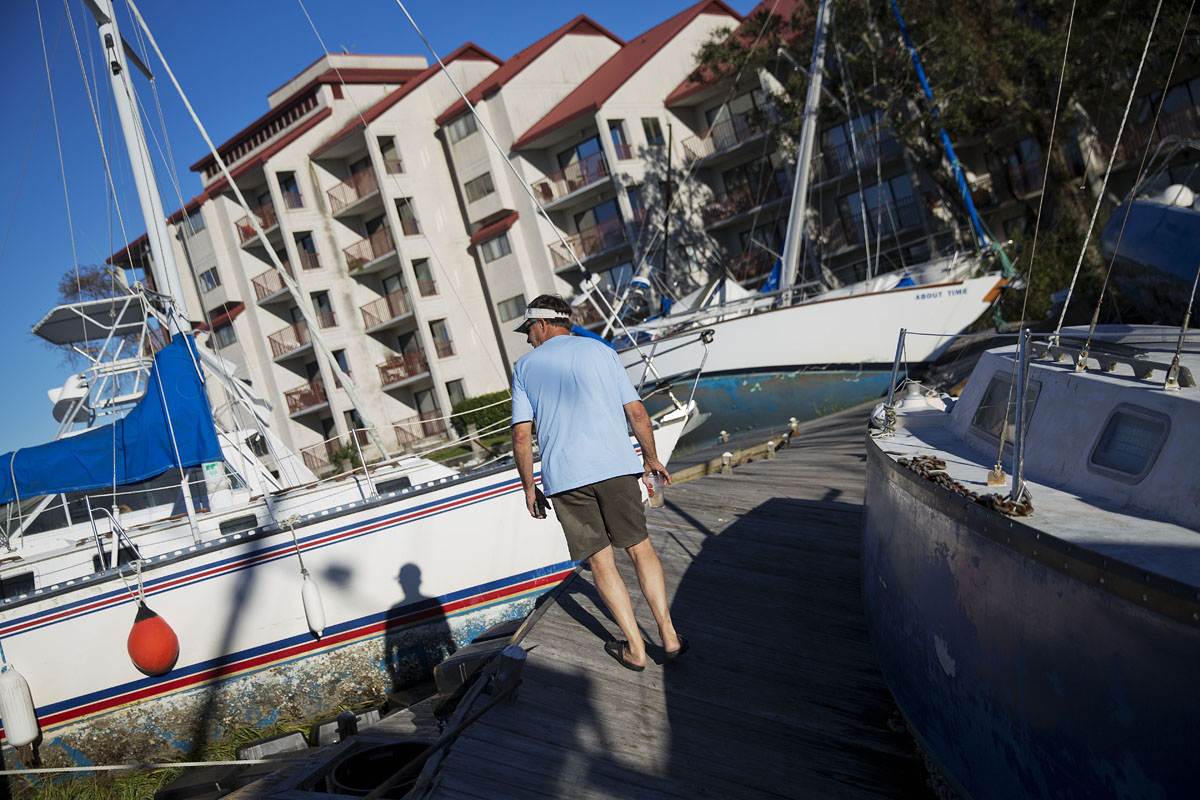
[642,117,665,147]
[479,233,511,263]
[181,208,205,236]
[609,119,628,148]
[446,113,478,143]
[333,349,351,377]
[295,232,320,270]
[970,372,1041,446]
[838,173,920,238]
[557,136,602,170]
[278,172,303,209]
[463,172,495,203]
[497,294,526,322]
[378,136,403,173]
[595,265,632,295]
[395,198,420,235]
[198,267,221,293]
[311,291,336,328]
[446,379,466,408]
[413,259,437,296]
[0,572,35,601]
[212,321,237,349]
[429,319,454,358]
[1089,405,1168,481]
[574,199,620,232]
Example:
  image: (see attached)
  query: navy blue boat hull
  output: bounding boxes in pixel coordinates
[862,440,1200,799]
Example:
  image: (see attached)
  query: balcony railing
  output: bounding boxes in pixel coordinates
[298,251,322,270]
[417,279,438,297]
[344,227,396,270]
[681,113,760,163]
[327,168,379,214]
[729,250,777,282]
[434,339,455,358]
[531,151,610,204]
[300,439,340,472]
[613,143,633,160]
[315,309,337,329]
[235,201,278,245]
[1099,102,1200,165]
[548,217,629,268]
[268,319,310,358]
[821,135,902,179]
[398,218,422,236]
[393,410,446,447]
[251,262,295,302]
[702,172,789,226]
[377,350,430,387]
[360,289,413,329]
[1008,160,1046,197]
[284,378,327,415]
[281,191,304,210]
[384,158,404,175]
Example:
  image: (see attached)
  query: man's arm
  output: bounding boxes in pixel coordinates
[624,400,671,486]
[511,421,543,518]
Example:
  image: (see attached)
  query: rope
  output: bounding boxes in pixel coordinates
[1052,0,1163,342]
[0,758,307,776]
[1080,0,1195,358]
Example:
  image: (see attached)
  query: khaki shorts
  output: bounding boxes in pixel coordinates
[550,474,649,561]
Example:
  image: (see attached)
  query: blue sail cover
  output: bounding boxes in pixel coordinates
[0,335,223,505]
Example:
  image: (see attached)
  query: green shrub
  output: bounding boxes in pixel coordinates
[451,391,511,436]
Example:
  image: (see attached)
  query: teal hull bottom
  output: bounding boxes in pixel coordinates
[651,369,891,457]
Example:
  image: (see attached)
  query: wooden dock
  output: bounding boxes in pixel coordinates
[419,403,932,799]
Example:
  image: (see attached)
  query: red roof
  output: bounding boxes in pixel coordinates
[434,16,624,127]
[195,302,245,332]
[205,107,333,194]
[664,0,805,106]
[511,0,742,151]
[190,67,423,173]
[312,43,502,158]
[469,211,519,245]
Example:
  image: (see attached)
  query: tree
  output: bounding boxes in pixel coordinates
[56,263,123,304]
[690,0,1199,324]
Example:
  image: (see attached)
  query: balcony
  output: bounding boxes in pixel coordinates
[298,251,321,271]
[702,173,789,227]
[394,411,446,448]
[251,261,295,304]
[384,158,404,175]
[360,289,414,331]
[531,151,611,205]
[417,279,437,297]
[729,250,776,283]
[434,339,455,359]
[681,113,761,163]
[377,350,430,389]
[344,227,397,273]
[328,168,379,216]
[284,378,328,417]
[1099,102,1200,165]
[235,201,279,246]
[300,439,340,472]
[821,136,902,180]
[268,319,310,359]
[548,217,629,269]
[280,191,304,210]
[1008,160,1046,197]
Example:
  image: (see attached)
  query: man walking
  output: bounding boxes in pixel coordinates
[510,295,687,671]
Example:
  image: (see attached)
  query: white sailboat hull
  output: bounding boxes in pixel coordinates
[1,419,684,766]
[621,274,1004,386]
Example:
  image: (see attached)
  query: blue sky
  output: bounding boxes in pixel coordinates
[0,0,758,452]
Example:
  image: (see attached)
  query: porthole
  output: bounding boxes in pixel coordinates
[1088,404,1169,483]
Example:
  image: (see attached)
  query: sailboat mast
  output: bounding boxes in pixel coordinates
[780,0,833,300]
[87,0,192,333]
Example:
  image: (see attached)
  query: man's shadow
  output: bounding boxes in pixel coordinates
[383,563,457,694]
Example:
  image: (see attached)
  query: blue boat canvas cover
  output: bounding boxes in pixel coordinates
[0,335,223,505]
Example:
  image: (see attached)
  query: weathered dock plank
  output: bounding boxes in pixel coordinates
[423,403,930,800]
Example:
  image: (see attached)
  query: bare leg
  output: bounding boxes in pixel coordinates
[626,538,681,653]
[587,545,646,665]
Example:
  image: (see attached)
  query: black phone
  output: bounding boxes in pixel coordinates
[533,488,550,519]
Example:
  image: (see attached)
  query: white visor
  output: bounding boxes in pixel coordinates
[514,307,565,333]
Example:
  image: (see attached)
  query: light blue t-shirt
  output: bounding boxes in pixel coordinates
[510,335,643,495]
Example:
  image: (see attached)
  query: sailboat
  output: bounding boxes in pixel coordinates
[0,1,692,767]
[613,0,1007,411]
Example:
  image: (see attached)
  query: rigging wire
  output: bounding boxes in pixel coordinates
[1079,0,1195,360]
[1051,0,1163,344]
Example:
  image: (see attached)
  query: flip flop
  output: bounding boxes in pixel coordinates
[665,635,690,661]
[605,640,646,672]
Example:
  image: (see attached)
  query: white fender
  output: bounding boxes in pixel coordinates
[301,570,325,639]
[0,664,39,747]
